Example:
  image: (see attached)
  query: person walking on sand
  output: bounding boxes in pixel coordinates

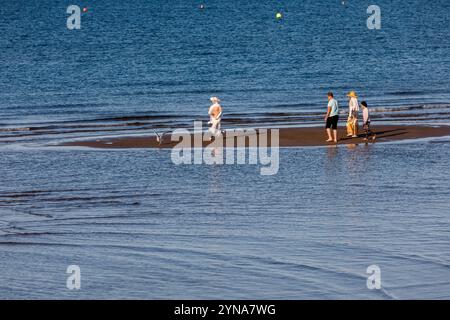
[208,96,222,140]
[325,91,339,143]
[361,101,376,141]
[346,91,359,138]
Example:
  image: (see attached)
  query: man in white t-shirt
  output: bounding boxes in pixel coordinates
[324,91,339,143]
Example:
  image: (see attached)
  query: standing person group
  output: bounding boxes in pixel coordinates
[204,94,375,146]
[324,91,375,143]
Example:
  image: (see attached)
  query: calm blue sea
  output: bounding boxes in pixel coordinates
[0,0,450,299]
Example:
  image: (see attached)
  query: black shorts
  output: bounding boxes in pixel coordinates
[326,115,339,129]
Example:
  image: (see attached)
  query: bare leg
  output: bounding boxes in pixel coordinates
[216,121,221,137]
[209,120,221,140]
[326,128,333,141]
[333,129,338,143]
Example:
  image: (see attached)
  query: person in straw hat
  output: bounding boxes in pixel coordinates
[346,91,359,138]
[208,96,223,140]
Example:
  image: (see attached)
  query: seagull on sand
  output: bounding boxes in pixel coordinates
[154,130,171,145]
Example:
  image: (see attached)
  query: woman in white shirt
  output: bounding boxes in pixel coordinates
[346,91,359,138]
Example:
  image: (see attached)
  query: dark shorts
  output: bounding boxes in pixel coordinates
[326,115,339,129]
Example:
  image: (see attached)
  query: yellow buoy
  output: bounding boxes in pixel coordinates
[276,12,283,20]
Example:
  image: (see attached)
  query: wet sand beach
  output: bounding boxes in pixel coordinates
[60,125,450,149]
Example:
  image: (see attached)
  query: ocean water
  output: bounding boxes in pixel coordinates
[1,0,450,299]
[1,0,450,145]
[1,142,450,299]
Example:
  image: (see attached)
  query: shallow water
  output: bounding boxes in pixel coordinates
[1,141,449,299]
